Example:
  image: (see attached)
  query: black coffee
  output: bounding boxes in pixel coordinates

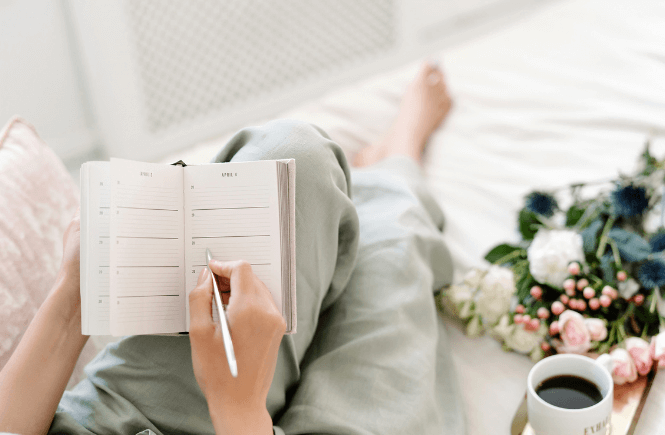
[535,375,603,409]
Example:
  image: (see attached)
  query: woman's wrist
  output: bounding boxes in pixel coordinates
[50,270,85,334]
[207,396,273,435]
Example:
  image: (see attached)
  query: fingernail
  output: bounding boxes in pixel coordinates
[198,267,210,285]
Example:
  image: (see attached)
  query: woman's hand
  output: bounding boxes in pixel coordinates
[54,208,83,321]
[189,260,286,435]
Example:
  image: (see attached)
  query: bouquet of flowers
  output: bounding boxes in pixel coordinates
[441,143,665,385]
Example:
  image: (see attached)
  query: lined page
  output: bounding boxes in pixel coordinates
[183,161,282,330]
[110,159,185,335]
[80,162,111,335]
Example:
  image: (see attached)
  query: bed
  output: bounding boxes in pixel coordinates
[159,0,665,432]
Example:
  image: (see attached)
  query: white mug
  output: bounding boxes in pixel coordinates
[527,354,613,435]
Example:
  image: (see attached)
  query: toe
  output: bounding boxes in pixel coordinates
[420,62,435,77]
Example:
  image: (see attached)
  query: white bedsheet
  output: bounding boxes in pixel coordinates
[166,0,665,433]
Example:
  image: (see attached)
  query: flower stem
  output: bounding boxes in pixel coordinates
[619,324,627,343]
[589,275,603,287]
[596,216,616,259]
[608,323,617,346]
[495,249,525,265]
[533,214,553,229]
[608,239,622,268]
[574,200,602,230]
[650,287,659,313]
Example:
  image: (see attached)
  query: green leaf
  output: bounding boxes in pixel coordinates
[565,205,585,227]
[581,219,603,254]
[597,342,611,355]
[608,228,651,262]
[518,208,541,240]
[516,268,535,301]
[484,243,522,264]
[599,254,615,283]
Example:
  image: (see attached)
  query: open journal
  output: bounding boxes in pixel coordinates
[80,158,296,336]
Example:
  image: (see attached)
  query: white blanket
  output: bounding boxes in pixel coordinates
[167,0,665,432]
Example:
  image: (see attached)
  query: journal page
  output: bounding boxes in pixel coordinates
[80,162,111,335]
[183,161,282,330]
[110,159,185,335]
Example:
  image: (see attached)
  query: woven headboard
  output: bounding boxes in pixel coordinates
[67,0,551,160]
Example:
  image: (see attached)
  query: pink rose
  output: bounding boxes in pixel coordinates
[584,318,607,341]
[650,332,665,368]
[609,348,638,385]
[625,337,653,376]
[555,310,591,354]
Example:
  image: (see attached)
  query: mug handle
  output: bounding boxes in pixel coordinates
[595,353,614,377]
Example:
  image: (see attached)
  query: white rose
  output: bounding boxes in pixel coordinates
[466,315,483,337]
[527,229,584,288]
[457,300,473,320]
[491,314,514,341]
[530,346,545,362]
[447,283,474,306]
[505,324,542,354]
[476,266,516,324]
[463,268,485,289]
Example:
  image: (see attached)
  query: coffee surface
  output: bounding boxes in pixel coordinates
[535,375,603,409]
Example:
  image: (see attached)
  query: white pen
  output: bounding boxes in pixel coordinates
[206,248,238,377]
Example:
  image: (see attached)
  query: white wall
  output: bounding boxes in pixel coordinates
[0,0,96,160]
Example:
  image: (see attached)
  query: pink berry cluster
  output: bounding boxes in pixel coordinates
[512,262,645,351]
[513,285,553,333]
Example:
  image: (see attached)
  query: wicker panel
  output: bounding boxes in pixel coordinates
[126,0,396,132]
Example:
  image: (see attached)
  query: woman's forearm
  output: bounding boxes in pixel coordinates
[0,274,88,435]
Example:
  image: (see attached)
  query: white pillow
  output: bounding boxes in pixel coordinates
[0,116,96,388]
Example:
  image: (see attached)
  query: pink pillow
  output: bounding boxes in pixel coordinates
[0,117,96,386]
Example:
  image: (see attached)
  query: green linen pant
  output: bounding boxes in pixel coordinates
[50,120,464,435]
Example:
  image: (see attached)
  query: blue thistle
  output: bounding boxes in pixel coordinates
[650,232,665,253]
[525,191,558,217]
[638,259,665,288]
[611,184,648,218]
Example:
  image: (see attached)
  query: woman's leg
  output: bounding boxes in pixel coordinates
[276,156,461,434]
[50,120,361,435]
[273,64,463,435]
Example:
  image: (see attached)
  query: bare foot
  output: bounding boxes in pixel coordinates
[353,63,452,167]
